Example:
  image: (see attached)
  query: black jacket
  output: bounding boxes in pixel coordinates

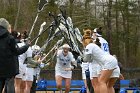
[0,26,29,78]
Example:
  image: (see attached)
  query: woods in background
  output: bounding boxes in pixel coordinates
[0,0,140,70]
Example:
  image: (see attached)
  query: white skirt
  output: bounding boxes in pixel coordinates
[102,56,118,70]
[15,63,26,79]
[110,66,120,78]
[99,56,120,78]
[55,69,72,78]
[23,67,34,81]
[89,62,101,79]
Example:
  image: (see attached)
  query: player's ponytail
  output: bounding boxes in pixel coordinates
[82,27,93,47]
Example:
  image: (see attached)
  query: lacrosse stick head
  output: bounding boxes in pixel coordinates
[66,17,73,28]
[38,0,48,12]
[59,5,67,19]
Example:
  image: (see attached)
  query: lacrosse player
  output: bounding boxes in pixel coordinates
[55,44,77,93]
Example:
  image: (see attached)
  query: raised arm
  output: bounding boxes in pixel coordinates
[9,35,29,55]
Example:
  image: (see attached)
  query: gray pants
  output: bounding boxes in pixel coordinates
[4,77,15,93]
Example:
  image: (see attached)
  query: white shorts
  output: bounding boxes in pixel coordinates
[82,63,100,79]
[110,66,120,78]
[15,63,26,79]
[103,56,118,70]
[89,63,100,79]
[23,67,34,81]
[55,70,72,78]
[82,65,88,80]
[82,73,86,80]
[99,66,120,78]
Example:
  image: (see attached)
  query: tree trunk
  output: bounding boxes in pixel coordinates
[121,11,127,67]
[14,0,21,30]
[125,0,130,67]
[85,0,91,26]
[106,0,112,53]
[69,0,74,18]
[115,0,120,58]
[102,1,106,27]
[94,0,97,18]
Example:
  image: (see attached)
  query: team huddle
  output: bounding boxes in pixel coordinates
[0,18,122,93]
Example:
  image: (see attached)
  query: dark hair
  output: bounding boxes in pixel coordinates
[21,30,28,39]
[11,31,21,39]
[118,62,123,71]
[95,38,101,47]
[96,27,102,35]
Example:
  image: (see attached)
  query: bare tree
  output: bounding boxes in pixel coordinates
[106,0,112,53]
[69,0,74,18]
[115,0,120,58]
[14,0,21,30]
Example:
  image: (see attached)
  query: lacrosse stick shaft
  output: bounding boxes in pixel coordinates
[40,37,64,62]
[34,37,39,45]
[44,51,56,64]
[39,25,64,52]
[29,13,39,37]
[34,22,46,45]
[30,25,51,43]
[39,33,55,52]
[41,45,56,62]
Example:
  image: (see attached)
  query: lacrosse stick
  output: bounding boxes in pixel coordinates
[58,15,83,56]
[40,37,64,62]
[74,27,83,43]
[34,22,46,45]
[29,0,48,37]
[59,7,74,49]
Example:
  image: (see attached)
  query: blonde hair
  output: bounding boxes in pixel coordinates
[82,28,93,47]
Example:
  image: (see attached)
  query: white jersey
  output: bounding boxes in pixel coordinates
[98,37,110,54]
[56,50,75,70]
[85,43,117,68]
[17,42,32,64]
[89,37,109,78]
[55,50,75,78]
[16,42,33,79]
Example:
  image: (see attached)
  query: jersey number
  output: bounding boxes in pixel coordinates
[103,43,109,52]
